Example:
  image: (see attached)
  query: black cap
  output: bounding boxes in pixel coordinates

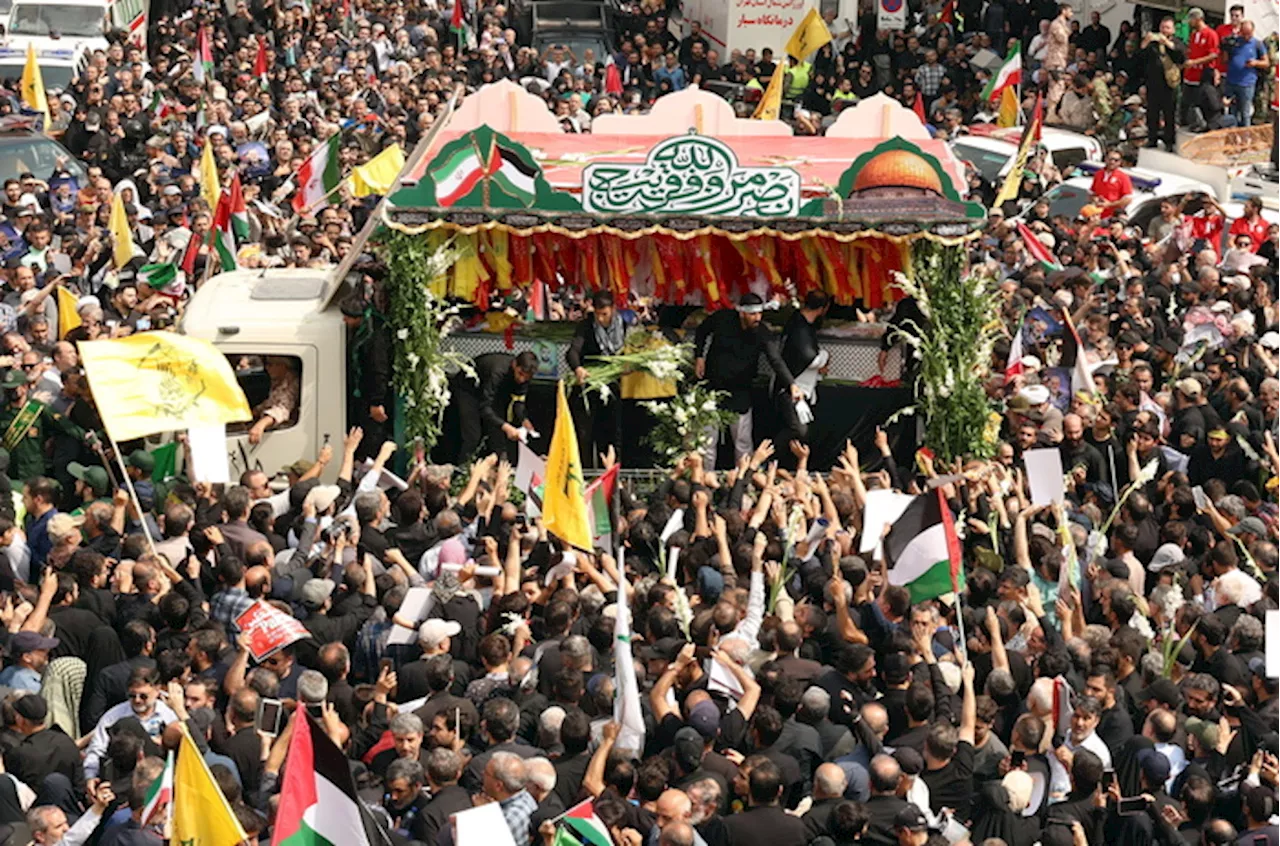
[894,804,929,832]
[1137,677,1181,709]
[641,636,685,663]
[12,693,47,722]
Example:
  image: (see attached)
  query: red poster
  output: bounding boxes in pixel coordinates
[235,601,310,661]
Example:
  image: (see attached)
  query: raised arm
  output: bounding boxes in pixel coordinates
[959,661,976,745]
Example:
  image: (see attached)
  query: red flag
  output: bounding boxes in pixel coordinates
[937,487,963,593]
[912,91,927,124]
[605,59,623,96]
[253,36,269,84]
[450,0,464,32]
[179,229,202,275]
[940,0,954,23]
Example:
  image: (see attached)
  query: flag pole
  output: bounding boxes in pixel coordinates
[106,430,159,557]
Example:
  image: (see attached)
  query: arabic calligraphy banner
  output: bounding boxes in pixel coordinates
[581,135,801,218]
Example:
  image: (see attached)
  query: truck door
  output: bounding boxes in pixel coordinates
[221,346,318,482]
[109,0,146,47]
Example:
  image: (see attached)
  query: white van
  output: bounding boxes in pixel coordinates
[6,0,147,56]
[0,43,88,93]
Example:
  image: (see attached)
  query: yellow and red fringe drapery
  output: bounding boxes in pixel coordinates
[417,228,920,310]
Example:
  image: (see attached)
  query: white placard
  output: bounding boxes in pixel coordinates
[188,424,230,484]
[388,587,433,645]
[860,490,914,555]
[453,801,517,846]
[515,441,545,493]
[1025,448,1066,507]
[1267,609,1280,678]
[707,657,745,701]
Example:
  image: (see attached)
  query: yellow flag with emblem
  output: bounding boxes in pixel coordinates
[346,144,406,198]
[171,723,247,846]
[542,380,593,550]
[56,286,80,339]
[77,331,251,442]
[199,139,220,213]
[752,64,785,120]
[784,7,832,60]
[20,43,49,130]
[108,191,134,269]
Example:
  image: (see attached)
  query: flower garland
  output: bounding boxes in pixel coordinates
[640,383,738,464]
[581,330,692,406]
[379,231,473,451]
[889,241,1002,463]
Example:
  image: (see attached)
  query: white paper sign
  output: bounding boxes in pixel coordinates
[453,801,517,846]
[388,587,433,645]
[515,441,545,493]
[1025,448,1066,507]
[860,490,914,556]
[188,424,230,484]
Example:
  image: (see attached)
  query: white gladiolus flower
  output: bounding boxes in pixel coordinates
[396,328,410,341]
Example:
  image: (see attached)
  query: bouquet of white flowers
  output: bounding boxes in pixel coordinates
[581,331,691,406]
[640,383,737,463]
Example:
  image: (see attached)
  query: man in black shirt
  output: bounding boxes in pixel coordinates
[455,350,536,462]
[863,753,910,846]
[778,291,829,454]
[694,293,798,468]
[920,662,976,823]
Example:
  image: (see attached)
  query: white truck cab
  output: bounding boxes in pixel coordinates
[952,126,1105,186]
[5,0,147,56]
[180,267,347,482]
[0,43,88,93]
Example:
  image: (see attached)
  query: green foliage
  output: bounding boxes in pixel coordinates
[889,241,1002,463]
[639,383,738,465]
[378,231,472,451]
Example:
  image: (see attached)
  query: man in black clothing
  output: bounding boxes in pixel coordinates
[85,620,156,728]
[3,694,84,796]
[1141,18,1185,150]
[694,293,798,468]
[722,758,805,846]
[1085,667,1134,755]
[460,698,541,792]
[384,758,432,842]
[678,21,710,67]
[862,753,910,846]
[1061,413,1106,484]
[341,290,393,458]
[421,748,472,846]
[565,290,625,467]
[216,688,264,795]
[455,350,537,462]
[777,291,829,453]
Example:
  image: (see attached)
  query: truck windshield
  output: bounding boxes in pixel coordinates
[0,61,73,90]
[952,141,1009,185]
[10,3,103,37]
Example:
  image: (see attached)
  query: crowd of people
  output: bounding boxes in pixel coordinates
[0,0,1267,845]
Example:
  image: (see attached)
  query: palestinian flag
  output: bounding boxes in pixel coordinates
[556,799,611,846]
[272,707,376,846]
[293,133,342,214]
[584,464,618,557]
[450,0,474,48]
[211,191,237,273]
[492,145,538,206]
[981,43,1021,103]
[939,0,954,24]
[1063,313,1096,399]
[884,487,962,604]
[227,173,250,242]
[193,27,214,84]
[1016,221,1062,271]
[139,262,185,299]
[434,143,497,207]
[140,750,173,826]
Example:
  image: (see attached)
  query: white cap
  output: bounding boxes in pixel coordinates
[1021,355,1042,371]
[1261,330,1280,350]
[418,618,462,646]
[1020,384,1051,406]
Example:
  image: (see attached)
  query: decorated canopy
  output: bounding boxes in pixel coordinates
[383,125,985,310]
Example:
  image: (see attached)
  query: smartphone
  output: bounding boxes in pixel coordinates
[379,657,395,676]
[305,702,323,720]
[1118,796,1148,815]
[1102,769,1115,789]
[1192,486,1208,511]
[1011,750,1025,768]
[256,697,283,736]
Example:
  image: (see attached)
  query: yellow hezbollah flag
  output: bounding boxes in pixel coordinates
[108,191,133,269]
[752,64,785,120]
[997,85,1019,128]
[20,43,49,130]
[171,724,247,846]
[347,144,406,198]
[542,380,592,550]
[199,139,220,213]
[784,8,831,60]
[56,286,80,339]
[77,331,252,442]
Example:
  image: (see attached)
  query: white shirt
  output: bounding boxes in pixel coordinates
[1047,731,1111,801]
[84,700,178,780]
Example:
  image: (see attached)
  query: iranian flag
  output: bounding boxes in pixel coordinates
[981,43,1021,103]
[272,706,376,846]
[434,143,497,207]
[193,27,214,84]
[211,190,238,272]
[140,750,173,826]
[555,799,611,846]
[884,487,962,604]
[584,464,618,557]
[292,133,342,214]
[1017,221,1062,271]
[227,173,250,242]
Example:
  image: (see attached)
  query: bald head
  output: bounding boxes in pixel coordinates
[1063,413,1083,442]
[814,763,847,799]
[245,565,272,597]
[659,822,695,846]
[868,754,902,794]
[861,702,889,737]
[656,789,693,827]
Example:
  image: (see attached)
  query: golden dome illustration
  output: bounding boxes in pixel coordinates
[853,149,944,194]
